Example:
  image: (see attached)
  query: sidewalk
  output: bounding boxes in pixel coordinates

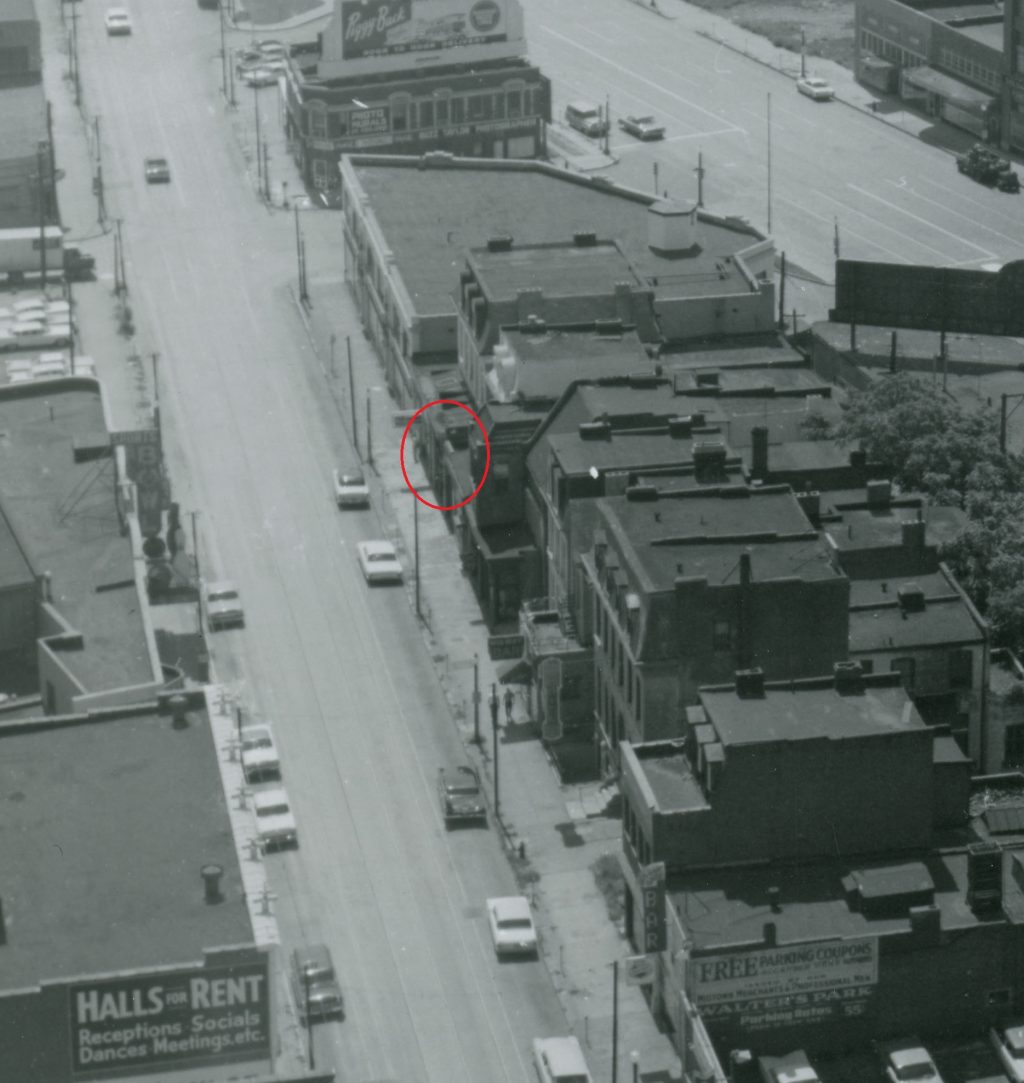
[662,0,981,158]
[294,247,683,1082]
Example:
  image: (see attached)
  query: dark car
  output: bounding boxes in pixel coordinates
[144,157,171,184]
[438,765,486,825]
[291,944,343,1022]
[617,114,666,140]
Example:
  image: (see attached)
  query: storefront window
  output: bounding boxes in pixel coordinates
[493,94,505,118]
[508,90,522,117]
[420,100,434,128]
[468,94,491,121]
[436,97,449,124]
[309,106,327,139]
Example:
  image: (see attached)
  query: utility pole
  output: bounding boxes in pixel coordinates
[694,150,705,207]
[491,683,500,818]
[254,85,263,197]
[346,336,358,448]
[611,959,619,1083]
[94,116,107,225]
[800,30,807,78]
[151,353,161,446]
[365,390,373,469]
[262,142,270,202]
[777,251,786,330]
[190,511,202,631]
[114,217,127,295]
[652,161,659,196]
[37,143,48,285]
[414,495,421,621]
[69,0,81,106]
[766,93,773,236]
[329,333,336,378]
[473,653,481,744]
[303,968,315,1070]
[604,94,611,156]
[833,217,840,259]
[219,0,228,100]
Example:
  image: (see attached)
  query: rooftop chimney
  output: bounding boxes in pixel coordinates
[897,583,926,613]
[866,479,892,508]
[573,231,599,247]
[486,235,513,252]
[735,667,764,699]
[751,426,769,481]
[200,863,224,905]
[579,421,612,441]
[168,693,190,729]
[901,519,926,551]
[833,661,864,695]
[694,441,727,483]
[767,886,781,913]
[966,842,1003,914]
[797,491,821,524]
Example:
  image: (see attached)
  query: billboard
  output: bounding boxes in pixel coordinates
[831,259,1024,336]
[112,429,166,536]
[340,0,508,60]
[69,958,270,1077]
[639,862,667,953]
[689,937,878,1034]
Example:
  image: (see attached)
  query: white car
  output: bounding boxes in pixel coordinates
[486,896,538,957]
[203,580,244,630]
[533,1037,593,1083]
[882,1040,943,1083]
[334,469,370,508]
[357,540,402,584]
[760,1050,821,1083]
[796,76,835,101]
[992,1024,1024,1083]
[104,7,132,33]
[239,67,278,87]
[240,725,280,782]
[253,787,297,850]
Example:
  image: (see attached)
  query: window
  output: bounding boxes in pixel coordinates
[507,90,522,117]
[436,97,449,124]
[712,620,732,653]
[891,656,916,691]
[391,98,411,132]
[309,105,327,139]
[493,94,505,118]
[468,94,491,121]
[949,649,973,690]
[451,97,465,123]
[1005,723,1024,768]
[420,100,434,128]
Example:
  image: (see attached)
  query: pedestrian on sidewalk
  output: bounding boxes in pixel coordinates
[504,687,515,725]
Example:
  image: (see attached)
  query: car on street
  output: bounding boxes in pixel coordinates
[239,67,278,87]
[617,114,665,140]
[235,47,263,66]
[992,1024,1024,1082]
[438,766,486,824]
[486,895,538,957]
[104,7,132,34]
[253,787,298,850]
[533,1036,593,1083]
[144,157,171,184]
[291,944,343,1021]
[759,1050,821,1083]
[240,725,281,782]
[333,468,370,508]
[356,539,402,584]
[796,76,835,101]
[256,39,287,59]
[881,1039,943,1083]
[202,579,244,630]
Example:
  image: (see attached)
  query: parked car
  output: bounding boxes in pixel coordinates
[759,1050,821,1083]
[239,67,278,87]
[796,76,835,101]
[240,725,280,782]
[203,579,244,630]
[235,48,263,67]
[253,787,298,850]
[565,100,607,138]
[486,896,538,957]
[291,944,343,1021]
[881,1039,943,1083]
[256,39,286,58]
[617,114,665,140]
[144,157,171,184]
[438,766,485,824]
[356,540,402,584]
[956,143,1021,191]
[992,1023,1024,1083]
[104,7,132,34]
[533,1037,593,1083]
[63,245,95,281]
[333,469,370,509]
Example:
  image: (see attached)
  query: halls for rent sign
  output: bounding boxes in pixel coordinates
[69,959,270,1077]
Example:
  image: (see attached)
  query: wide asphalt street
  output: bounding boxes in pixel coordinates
[68,3,565,1082]
[524,0,1024,283]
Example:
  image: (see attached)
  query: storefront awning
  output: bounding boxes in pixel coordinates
[903,66,994,109]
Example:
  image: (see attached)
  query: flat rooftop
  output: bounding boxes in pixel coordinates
[700,676,924,745]
[849,573,983,651]
[823,497,967,551]
[0,385,156,693]
[347,156,764,316]
[0,706,250,989]
[547,429,734,477]
[601,487,840,591]
[673,847,1024,953]
[470,240,646,301]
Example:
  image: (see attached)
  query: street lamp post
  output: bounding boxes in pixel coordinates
[303,967,314,1070]
[414,494,421,622]
[631,1050,640,1083]
[490,683,500,818]
[473,653,481,744]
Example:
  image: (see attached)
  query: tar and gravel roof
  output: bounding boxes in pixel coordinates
[0,707,250,989]
[346,157,763,315]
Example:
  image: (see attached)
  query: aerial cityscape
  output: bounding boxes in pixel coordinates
[1,0,1024,1080]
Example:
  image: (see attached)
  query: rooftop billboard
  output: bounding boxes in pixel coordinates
[320,0,525,79]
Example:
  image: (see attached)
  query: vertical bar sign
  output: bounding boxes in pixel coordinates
[640,861,666,953]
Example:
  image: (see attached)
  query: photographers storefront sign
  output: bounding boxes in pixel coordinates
[689,937,878,1034]
[69,959,270,1077]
